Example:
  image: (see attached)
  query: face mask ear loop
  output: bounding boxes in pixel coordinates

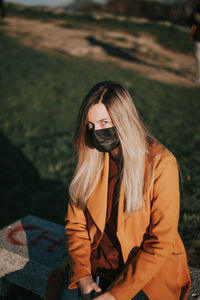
[91,122,95,131]
[87,122,95,131]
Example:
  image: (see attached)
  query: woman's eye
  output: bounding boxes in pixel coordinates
[102,120,109,125]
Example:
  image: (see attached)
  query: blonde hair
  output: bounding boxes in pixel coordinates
[69,81,164,213]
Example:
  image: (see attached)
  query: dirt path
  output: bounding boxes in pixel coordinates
[1,16,197,86]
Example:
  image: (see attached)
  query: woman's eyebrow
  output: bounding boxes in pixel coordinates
[97,118,110,122]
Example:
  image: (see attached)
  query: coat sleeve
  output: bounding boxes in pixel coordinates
[107,152,180,300]
[65,203,92,289]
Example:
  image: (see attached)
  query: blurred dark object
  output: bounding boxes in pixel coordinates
[103,0,200,25]
[67,0,200,25]
[0,0,5,19]
[69,0,102,13]
[188,3,200,40]
[188,2,200,82]
[4,0,200,26]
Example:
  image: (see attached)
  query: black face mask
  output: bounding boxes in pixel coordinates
[88,126,120,152]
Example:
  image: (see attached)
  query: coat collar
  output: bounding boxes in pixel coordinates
[86,152,125,233]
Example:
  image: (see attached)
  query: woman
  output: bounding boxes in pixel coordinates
[46,81,191,300]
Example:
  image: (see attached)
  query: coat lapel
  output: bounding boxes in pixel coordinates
[86,152,109,233]
[86,152,125,234]
[117,180,125,233]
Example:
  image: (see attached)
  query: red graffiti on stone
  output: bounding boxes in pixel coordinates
[7,224,65,251]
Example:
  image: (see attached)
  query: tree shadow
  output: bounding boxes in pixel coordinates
[86,36,186,78]
[87,36,141,63]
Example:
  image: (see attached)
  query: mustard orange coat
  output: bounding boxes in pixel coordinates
[65,145,191,300]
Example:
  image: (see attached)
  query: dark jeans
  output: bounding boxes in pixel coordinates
[57,267,149,300]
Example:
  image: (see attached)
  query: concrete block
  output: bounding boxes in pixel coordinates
[0,215,67,297]
[189,267,200,300]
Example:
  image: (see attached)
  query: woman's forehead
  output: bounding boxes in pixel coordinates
[87,103,111,122]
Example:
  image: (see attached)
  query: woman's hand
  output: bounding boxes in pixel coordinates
[92,292,115,300]
[77,275,102,295]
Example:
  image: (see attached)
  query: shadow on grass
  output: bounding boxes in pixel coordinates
[86,36,189,78]
[0,130,67,229]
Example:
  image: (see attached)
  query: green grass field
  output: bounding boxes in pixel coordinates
[0,10,200,299]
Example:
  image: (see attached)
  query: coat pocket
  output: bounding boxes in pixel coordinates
[172,242,183,255]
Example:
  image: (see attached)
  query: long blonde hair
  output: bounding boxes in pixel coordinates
[69,81,164,213]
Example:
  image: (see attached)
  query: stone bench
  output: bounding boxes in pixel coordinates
[0,215,200,299]
[0,215,67,298]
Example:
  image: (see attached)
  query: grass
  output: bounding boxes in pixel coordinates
[5,3,194,54]
[1,28,200,247]
[0,14,199,298]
